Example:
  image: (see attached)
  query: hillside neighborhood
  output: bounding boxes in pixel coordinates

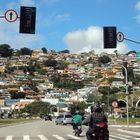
[0,47,140,118]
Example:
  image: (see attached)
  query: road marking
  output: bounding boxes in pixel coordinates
[38,135,49,140]
[109,138,116,140]
[117,129,140,136]
[53,134,65,140]
[67,134,80,139]
[118,134,132,138]
[5,136,13,140]
[23,135,30,140]
[110,135,129,140]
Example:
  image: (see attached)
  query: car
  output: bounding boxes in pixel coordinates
[44,115,52,121]
[55,113,73,125]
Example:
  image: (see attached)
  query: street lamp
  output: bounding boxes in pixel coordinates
[121,65,129,127]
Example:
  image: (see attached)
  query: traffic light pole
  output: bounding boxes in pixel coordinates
[124,37,140,45]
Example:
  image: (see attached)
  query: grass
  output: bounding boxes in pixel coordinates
[108,118,140,125]
[0,118,35,126]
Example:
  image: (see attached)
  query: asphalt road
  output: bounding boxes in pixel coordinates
[0,119,139,140]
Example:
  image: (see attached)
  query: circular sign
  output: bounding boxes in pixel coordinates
[5,9,18,22]
[116,32,124,42]
[112,101,118,108]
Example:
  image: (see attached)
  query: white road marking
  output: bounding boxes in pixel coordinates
[118,134,132,138]
[117,129,140,136]
[110,134,129,140]
[5,136,13,140]
[53,134,65,140]
[109,138,116,140]
[23,135,30,140]
[38,135,49,140]
[67,134,81,139]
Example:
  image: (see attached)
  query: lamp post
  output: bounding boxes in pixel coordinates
[121,65,129,127]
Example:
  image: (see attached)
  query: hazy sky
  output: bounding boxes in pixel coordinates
[0,0,140,54]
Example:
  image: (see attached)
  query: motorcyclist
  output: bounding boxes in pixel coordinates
[73,110,83,132]
[82,103,109,140]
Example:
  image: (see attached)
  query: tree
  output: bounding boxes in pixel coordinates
[59,49,70,54]
[20,47,32,55]
[10,91,26,99]
[42,47,47,53]
[98,55,111,65]
[69,102,87,115]
[21,101,50,117]
[43,59,58,67]
[0,44,13,57]
[57,60,68,70]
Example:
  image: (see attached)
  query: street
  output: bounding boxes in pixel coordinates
[0,119,139,140]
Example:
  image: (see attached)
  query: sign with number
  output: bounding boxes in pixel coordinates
[116,32,124,42]
[5,9,18,22]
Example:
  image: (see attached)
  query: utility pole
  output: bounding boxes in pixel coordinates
[122,65,129,127]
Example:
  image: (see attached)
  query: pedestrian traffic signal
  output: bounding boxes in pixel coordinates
[103,26,117,49]
[19,6,36,34]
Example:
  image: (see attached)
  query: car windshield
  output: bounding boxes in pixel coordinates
[65,115,72,118]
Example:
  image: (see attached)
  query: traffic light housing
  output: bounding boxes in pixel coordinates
[19,6,36,34]
[128,85,133,94]
[103,26,117,49]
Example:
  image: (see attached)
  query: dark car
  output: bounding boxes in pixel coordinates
[44,115,52,121]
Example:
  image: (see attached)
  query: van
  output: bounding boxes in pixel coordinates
[55,113,73,125]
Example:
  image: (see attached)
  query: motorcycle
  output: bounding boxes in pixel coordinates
[74,124,82,137]
[92,122,109,140]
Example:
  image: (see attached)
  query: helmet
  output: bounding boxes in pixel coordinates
[90,103,102,113]
[75,110,80,114]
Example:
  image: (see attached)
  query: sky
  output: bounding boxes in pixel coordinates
[0,0,140,54]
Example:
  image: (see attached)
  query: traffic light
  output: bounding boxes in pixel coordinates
[19,6,36,34]
[128,86,133,94]
[103,26,117,49]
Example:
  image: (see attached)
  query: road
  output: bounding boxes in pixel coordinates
[0,119,139,140]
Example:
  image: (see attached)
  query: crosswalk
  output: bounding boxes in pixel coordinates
[1,129,140,140]
[1,134,140,140]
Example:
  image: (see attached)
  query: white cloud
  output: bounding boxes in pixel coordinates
[135,1,140,11]
[135,14,140,23]
[42,0,60,5]
[64,26,129,54]
[135,1,140,23]
[20,0,35,6]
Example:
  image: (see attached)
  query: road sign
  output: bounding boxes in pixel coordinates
[112,101,118,108]
[5,9,18,22]
[103,26,117,49]
[19,6,36,34]
[116,32,124,42]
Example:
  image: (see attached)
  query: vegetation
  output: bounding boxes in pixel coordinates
[20,101,51,117]
[0,44,13,57]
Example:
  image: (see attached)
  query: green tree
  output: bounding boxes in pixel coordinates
[10,91,26,99]
[44,59,58,67]
[42,47,47,53]
[57,60,68,70]
[98,55,111,65]
[20,47,32,55]
[21,101,50,117]
[70,101,87,115]
[0,44,13,57]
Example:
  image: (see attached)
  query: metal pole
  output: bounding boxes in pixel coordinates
[122,65,129,127]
